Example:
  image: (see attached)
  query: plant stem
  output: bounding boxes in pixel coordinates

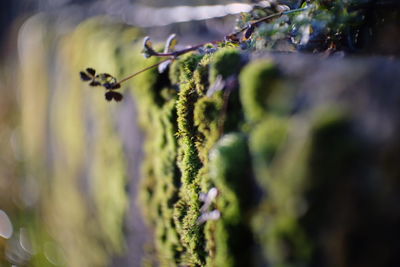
[117,58,172,84]
[151,7,308,58]
[116,7,308,84]
[152,40,220,58]
[239,7,308,33]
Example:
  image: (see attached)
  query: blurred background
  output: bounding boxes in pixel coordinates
[0,0,244,266]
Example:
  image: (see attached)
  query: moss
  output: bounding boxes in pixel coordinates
[138,48,286,267]
[134,44,366,267]
[169,59,181,85]
[17,11,400,267]
[250,134,311,266]
[137,51,210,266]
[239,59,281,123]
[249,116,289,189]
[247,108,368,267]
[175,77,204,265]
[170,52,204,85]
[137,91,183,265]
[193,54,213,96]
[194,96,224,162]
[209,48,243,83]
[208,133,255,267]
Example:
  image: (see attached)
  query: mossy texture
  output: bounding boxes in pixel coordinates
[137,48,249,266]
[14,14,400,267]
[137,46,400,267]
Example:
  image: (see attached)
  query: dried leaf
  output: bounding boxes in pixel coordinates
[244,25,255,40]
[86,68,96,76]
[111,83,121,89]
[112,91,123,101]
[105,91,113,101]
[103,83,113,89]
[89,81,101,87]
[105,91,123,102]
[80,71,91,81]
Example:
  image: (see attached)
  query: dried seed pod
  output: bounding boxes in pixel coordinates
[164,33,178,53]
[143,36,153,49]
[143,36,156,58]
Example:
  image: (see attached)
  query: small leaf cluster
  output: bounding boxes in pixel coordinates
[79,67,123,102]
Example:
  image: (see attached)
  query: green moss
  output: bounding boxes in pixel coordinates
[135,44,361,267]
[249,116,289,189]
[239,59,281,123]
[138,51,210,266]
[170,52,204,84]
[194,97,224,161]
[208,133,254,267]
[210,48,243,83]
[247,108,366,267]
[249,121,312,266]
[175,78,204,265]
[137,90,183,265]
[169,59,181,85]
[193,54,213,96]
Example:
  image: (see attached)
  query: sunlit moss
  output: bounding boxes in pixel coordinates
[193,54,213,96]
[209,48,242,83]
[12,9,400,267]
[239,59,280,123]
[135,47,252,266]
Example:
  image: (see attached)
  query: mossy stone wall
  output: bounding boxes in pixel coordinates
[136,48,400,267]
[15,15,400,267]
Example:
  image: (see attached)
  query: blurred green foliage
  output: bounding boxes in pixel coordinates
[1,16,139,266]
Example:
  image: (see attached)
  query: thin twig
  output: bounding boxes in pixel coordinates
[117,58,172,84]
[151,7,308,58]
[117,7,308,84]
